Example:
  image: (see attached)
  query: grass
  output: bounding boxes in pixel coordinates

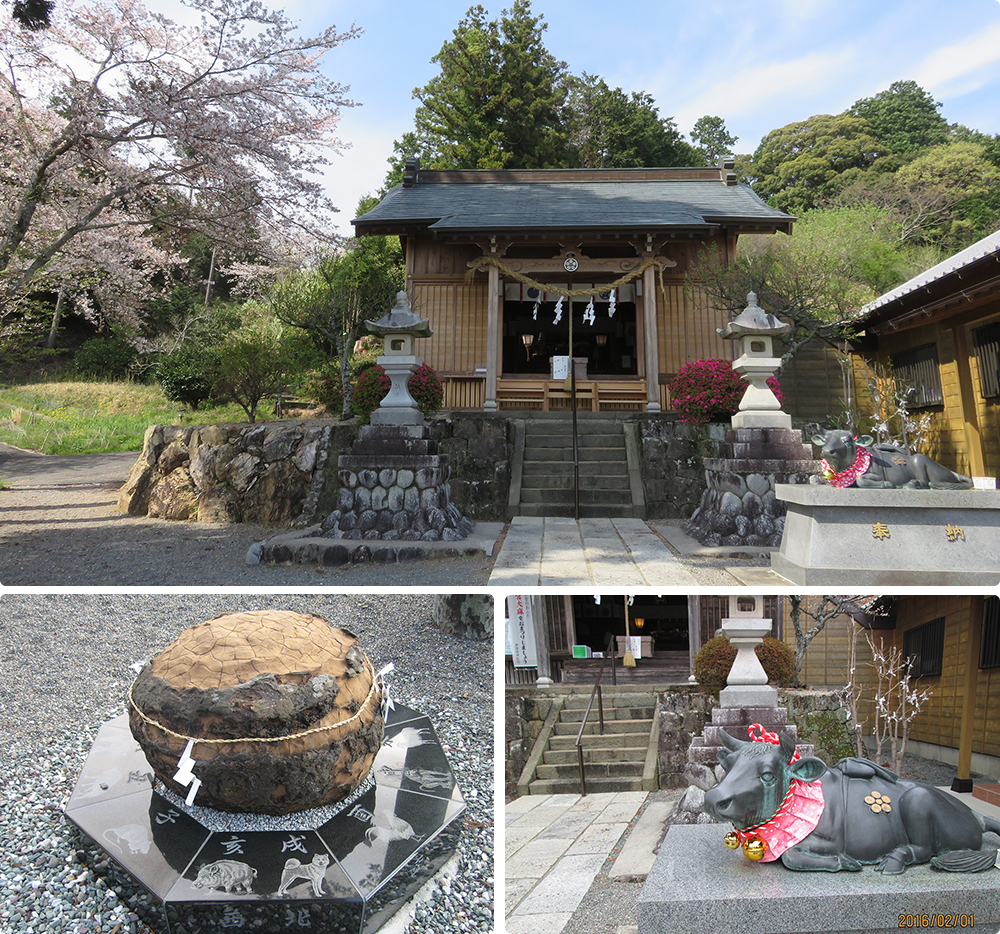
[0,380,260,455]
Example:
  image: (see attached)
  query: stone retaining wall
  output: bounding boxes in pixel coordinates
[637,417,726,519]
[505,686,855,799]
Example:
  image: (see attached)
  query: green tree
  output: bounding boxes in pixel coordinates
[750,113,882,214]
[691,115,738,165]
[834,142,1000,249]
[693,203,923,367]
[848,80,948,160]
[567,74,701,168]
[214,321,293,424]
[399,1,573,172]
[267,203,404,418]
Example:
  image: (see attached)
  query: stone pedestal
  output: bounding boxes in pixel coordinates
[323,425,474,542]
[684,427,819,547]
[638,824,1000,934]
[773,485,1000,585]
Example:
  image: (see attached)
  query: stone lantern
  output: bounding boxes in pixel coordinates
[365,291,433,427]
[719,593,777,708]
[717,292,792,429]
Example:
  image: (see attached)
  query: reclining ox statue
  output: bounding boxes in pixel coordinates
[704,727,1000,873]
[813,430,973,489]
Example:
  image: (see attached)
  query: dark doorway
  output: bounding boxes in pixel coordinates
[570,595,689,655]
[502,293,638,377]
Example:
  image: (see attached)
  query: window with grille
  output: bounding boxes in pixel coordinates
[981,596,1000,669]
[971,321,1000,398]
[890,343,943,407]
[903,617,945,677]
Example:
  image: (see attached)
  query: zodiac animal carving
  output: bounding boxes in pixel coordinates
[705,728,1000,873]
[192,859,257,894]
[277,853,330,897]
[813,430,973,490]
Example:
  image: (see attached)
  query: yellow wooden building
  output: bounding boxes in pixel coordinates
[355,160,795,414]
[850,230,1000,482]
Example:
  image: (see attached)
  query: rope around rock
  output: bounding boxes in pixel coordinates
[127,658,381,747]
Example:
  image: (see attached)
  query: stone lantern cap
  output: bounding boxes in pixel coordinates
[717,292,792,339]
[365,291,433,338]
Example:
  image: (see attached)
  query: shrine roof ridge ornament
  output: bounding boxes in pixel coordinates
[354,164,796,237]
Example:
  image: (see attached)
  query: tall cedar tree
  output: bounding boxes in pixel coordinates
[567,74,702,168]
[848,80,949,161]
[404,1,573,171]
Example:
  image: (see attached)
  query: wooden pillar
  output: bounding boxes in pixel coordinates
[951,324,986,477]
[953,597,985,791]
[643,265,661,411]
[484,263,499,411]
[687,595,701,681]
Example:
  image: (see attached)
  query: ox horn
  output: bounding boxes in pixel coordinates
[718,729,749,751]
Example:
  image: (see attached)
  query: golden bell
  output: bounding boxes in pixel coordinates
[742,836,767,861]
[724,831,740,850]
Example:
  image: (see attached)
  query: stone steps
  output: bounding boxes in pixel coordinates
[517,416,636,519]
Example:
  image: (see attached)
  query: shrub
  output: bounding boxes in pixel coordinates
[303,363,344,415]
[668,358,784,425]
[351,362,443,424]
[74,335,136,380]
[155,347,220,409]
[694,635,795,687]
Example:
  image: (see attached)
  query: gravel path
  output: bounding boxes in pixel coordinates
[0,593,494,934]
[0,445,493,586]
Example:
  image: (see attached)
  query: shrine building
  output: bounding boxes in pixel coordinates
[354,160,797,414]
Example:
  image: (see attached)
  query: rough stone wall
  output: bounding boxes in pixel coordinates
[118,420,357,526]
[430,413,512,521]
[638,416,725,519]
[656,687,719,788]
[505,693,560,799]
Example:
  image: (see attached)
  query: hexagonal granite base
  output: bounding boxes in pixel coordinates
[66,704,465,933]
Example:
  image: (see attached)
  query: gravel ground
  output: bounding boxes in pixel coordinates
[0,445,494,586]
[0,593,494,934]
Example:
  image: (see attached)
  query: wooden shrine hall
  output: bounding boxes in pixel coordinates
[354,160,795,413]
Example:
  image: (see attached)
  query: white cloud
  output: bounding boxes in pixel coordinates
[912,20,1000,97]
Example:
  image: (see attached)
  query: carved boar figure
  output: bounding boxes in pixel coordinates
[704,729,1000,873]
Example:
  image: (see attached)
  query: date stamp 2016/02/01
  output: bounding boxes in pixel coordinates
[897,916,977,929]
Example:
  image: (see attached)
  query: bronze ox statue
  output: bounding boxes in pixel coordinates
[813,430,973,490]
[704,729,1000,873]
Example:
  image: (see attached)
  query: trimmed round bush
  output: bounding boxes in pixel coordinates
[694,635,795,687]
[668,358,784,425]
[74,335,136,380]
[155,347,219,409]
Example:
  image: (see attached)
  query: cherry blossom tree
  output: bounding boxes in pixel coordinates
[0,0,359,319]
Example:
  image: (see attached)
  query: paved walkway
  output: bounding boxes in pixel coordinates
[490,517,699,587]
[489,516,788,587]
[505,785,1000,934]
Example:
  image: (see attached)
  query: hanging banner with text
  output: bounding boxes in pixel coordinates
[509,595,537,669]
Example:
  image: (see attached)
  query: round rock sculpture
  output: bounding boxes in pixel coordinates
[128,611,384,815]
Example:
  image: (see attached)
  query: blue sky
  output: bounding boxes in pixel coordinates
[278,0,1000,232]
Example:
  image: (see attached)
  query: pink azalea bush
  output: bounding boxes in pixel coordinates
[352,362,443,424]
[668,359,784,425]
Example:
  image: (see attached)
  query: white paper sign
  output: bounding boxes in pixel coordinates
[552,355,571,380]
[509,595,537,668]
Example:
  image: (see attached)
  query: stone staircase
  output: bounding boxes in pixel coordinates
[518,691,660,796]
[515,414,642,518]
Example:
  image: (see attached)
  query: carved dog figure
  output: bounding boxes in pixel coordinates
[277,853,329,897]
[813,430,973,489]
[704,729,1000,873]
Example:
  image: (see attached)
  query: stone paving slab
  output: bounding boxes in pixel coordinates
[506,792,646,934]
[489,517,698,586]
[638,823,1000,934]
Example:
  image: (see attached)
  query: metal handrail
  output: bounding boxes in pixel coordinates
[574,634,617,796]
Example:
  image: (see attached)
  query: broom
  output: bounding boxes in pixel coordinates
[623,597,636,668]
